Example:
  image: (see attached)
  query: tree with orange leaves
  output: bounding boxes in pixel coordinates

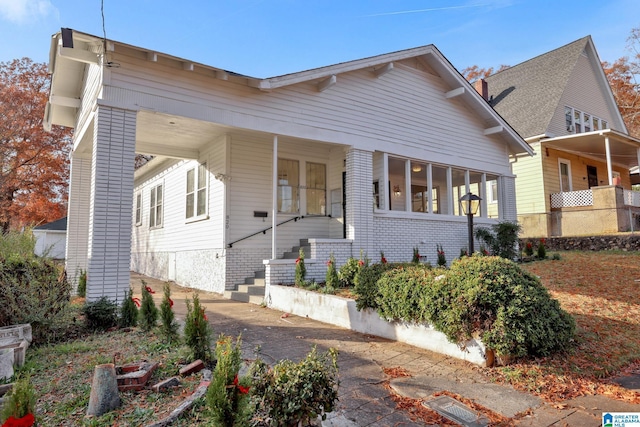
[602,27,640,138]
[0,58,72,232]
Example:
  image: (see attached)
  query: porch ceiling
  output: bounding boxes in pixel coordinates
[541,129,640,169]
[135,111,232,159]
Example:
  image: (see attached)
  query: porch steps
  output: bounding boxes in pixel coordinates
[223,270,265,305]
[224,239,310,304]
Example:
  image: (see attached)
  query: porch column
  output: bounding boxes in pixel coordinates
[65,152,92,289]
[86,106,136,303]
[605,136,613,185]
[271,135,278,259]
[345,148,374,256]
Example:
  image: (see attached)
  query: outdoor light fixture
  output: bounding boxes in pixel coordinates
[459,192,481,254]
[412,164,422,173]
[393,185,402,197]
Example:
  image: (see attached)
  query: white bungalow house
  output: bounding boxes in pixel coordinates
[45,29,533,302]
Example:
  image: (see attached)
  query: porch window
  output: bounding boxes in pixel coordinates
[559,159,572,192]
[410,162,427,212]
[186,162,208,220]
[278,159,299,213]
[486,174,500,219]
[388,157,406,211]
[149,184,163,228]
[135,192,142,226]
[306,162,326,215]
[452,168,467,216]
[431,165,448,214]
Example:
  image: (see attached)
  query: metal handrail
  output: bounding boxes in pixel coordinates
[227,216,304,248]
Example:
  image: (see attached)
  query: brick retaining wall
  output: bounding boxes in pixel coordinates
[520,234,640,252]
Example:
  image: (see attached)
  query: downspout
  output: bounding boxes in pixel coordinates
[271,135,278,259]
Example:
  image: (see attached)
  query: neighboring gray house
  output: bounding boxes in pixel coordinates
[33,217,67,259]
[482,36,640,237]
[45,29,533,302]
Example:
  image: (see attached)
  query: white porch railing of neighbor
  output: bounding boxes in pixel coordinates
[550,190,593,208]
[623,189,640,207]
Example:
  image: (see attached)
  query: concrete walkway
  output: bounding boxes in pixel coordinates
[134,273,640,426]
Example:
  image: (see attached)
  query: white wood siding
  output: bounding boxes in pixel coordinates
[227,134,334,250]
[105,50,513,176]
[75,61,102,147]
[548,53,622,136]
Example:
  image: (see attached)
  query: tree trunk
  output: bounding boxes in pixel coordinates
[87,363,121,417]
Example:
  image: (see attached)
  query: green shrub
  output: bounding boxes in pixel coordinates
[325,253,339,290]
[184,293,213,362]
[338,257,360,288]
[159,283,179,342]
[353,262,395,311]
[375,264,436,324]
[250,346,338,426]
[207,335,252,427]
[138,281,158,332]
[295,248,306,286]
[0,374,36,424]
[424,255,575,358]
[537,239,547,259]
[76,269,87,297]
[475,221,521,259]
[0,229,36,261]
[119,288,138,328]
[0,255,71,342]
[83,297,118,330]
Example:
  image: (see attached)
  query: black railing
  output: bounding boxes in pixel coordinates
[227,216,304,248]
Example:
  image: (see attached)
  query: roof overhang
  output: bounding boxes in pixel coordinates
[540,129,640,169]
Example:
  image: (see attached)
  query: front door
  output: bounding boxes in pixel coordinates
[587,165,598,188]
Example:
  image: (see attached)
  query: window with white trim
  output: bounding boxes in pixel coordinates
[559,159,572,192]
[135,192,142,226]
[149,184,163,228]
[186,162,208,220]
[278,159,299,213]
[306,162,326,215]
[565,106,608,134]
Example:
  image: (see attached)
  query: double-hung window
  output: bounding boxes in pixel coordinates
[306,162,326,215]
[149,184,163,228]
[135,192,142,226]
[278,159,299,213]
[186,162,208,220]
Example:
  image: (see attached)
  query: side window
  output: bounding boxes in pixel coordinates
[186,162,208,220]
[278,159,299,213]
[149,184,163,228]
[559,159,572,192]
[135,192,142,226]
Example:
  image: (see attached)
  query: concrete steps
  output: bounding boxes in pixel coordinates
[225,239,309,304]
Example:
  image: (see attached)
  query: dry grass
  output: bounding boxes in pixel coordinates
[487,251,640,403]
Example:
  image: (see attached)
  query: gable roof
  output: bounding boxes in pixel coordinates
[33,217,67,231]
[484,36,626,139]
[45,29,533,157]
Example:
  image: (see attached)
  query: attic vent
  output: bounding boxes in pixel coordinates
[581,48,588,57]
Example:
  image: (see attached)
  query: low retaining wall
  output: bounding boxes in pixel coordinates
[520,234,640,252]
[266,285,488,366]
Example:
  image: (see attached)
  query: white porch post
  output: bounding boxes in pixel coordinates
[86,106,136,303]
[271,135,278,259]
[345,148,373,256]
[605,135,613,185]
[65,152,92,289]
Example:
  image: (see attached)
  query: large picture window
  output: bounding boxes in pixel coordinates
[149,184,163,228]
[186,162,208,220]
[278,159,299,213]
[306,162,326,215]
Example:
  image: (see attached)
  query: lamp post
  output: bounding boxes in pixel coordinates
[459,192,481,254]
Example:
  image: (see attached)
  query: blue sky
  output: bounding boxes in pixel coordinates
[0,0,639,77]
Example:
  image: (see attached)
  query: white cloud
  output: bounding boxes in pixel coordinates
[0,0,57,24]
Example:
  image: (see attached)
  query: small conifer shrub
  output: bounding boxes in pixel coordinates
[138,280,158,332]
[184,293,213,362]
[119,288,138,328]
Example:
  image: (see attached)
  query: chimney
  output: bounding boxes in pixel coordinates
[474,78,488,101]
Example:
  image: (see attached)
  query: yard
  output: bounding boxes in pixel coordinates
[3,250,640,425]
[491,251,640,403]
